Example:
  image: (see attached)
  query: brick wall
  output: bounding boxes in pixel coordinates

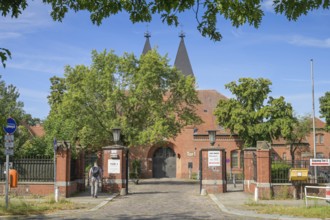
[0,145,84,198]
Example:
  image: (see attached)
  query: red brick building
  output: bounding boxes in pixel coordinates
[130,33,330,179]
[271,118,330,161]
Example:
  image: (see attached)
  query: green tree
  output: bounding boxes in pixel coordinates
[214,78,294,148]
[319,91,330,131]
[0,75,25,135]
[44,49,202,150]
[282,115,311,165]
[0,75,44,159]
[1,0,329,67]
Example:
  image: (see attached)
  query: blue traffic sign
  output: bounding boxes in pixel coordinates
[3,118,17,134]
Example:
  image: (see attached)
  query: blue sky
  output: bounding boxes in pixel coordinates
[0,1,329,120]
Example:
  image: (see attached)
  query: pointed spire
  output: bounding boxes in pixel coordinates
[174,31,194,77]
[142,29,152,55]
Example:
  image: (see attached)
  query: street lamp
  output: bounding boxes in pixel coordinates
[112,128,121,144]
[208,130,217,146]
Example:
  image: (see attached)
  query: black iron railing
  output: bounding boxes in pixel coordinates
[271,159,330,184]
[0,156,54,182]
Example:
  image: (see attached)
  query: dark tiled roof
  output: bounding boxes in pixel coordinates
[174,36,194,77]
[193,90,227,134]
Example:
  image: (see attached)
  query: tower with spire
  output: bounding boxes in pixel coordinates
[142,30,152,55]
[174,31,194,77]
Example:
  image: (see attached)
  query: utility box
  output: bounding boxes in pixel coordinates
[289,168,308,181]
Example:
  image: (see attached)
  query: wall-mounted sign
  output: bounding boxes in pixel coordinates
[108,159,120,174]
[110,149,118,158]
[310,158,330,166]
[187,151,195,157]
[208,151,221,167]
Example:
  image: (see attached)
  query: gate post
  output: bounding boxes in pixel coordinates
[243,148,257,194]
[102,145,128,195]
[199,148,226,194]
[256,141,272,199]
[56,141,71,197]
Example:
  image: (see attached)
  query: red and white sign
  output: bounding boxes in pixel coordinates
[208,151,221,167]
[310,158,330,166]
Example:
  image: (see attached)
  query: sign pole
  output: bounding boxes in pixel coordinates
[310,59,317,183]
[3,118,17,209]
[5,153,9,209]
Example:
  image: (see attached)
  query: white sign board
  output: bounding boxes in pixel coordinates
[108,159,120,174]
[208,151,221,167]
[5,148,14,156]
[310,158,330,166]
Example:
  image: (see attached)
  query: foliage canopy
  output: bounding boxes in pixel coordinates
[1,0,330,67]
[214,77,294,148]
[44,49,202,150]
[0,75,44,158]
[319,91,330,131]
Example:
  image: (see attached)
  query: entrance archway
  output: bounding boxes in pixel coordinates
[152,147,176,178]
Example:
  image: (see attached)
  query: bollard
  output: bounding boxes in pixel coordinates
[55,187,59,202]
[120,188,127,196]
[254,187,258,202]
[233,174,236,188]
[200,189,207,196]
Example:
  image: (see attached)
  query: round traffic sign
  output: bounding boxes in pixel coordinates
[3,118,17,134]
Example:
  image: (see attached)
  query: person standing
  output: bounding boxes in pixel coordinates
[89,162,102,198]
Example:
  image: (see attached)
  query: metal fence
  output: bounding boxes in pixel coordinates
[271,159,330,184]
[0,156,54,182]
[70,158,77,181]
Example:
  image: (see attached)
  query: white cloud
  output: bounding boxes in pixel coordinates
[228,30,330,49]
[0,1,52,41]
[0,32,22,40]
[288,35,330,48]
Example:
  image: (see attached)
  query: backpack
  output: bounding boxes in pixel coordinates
[92,166,99,178]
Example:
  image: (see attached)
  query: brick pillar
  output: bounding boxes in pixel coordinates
[75,147,85,191]
[256,147,272,199]
[200,148,226,194]
[243,148,256,193]
[102,145,128,194]
[56,144,71,197]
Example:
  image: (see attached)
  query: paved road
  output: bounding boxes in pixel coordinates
[26,179,259,220]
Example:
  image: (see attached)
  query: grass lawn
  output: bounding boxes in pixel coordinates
[0,196,88,216]
[245,201,330,219]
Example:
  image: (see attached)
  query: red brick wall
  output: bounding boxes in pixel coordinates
[200,149,226,193]
[0,146,84,198]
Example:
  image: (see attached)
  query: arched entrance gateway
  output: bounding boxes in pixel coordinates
[152,147,176,178]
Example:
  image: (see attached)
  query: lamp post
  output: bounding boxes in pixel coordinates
[208,130,217,146]
[112,128,121,145]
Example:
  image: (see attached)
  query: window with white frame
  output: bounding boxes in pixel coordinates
[231,151,238,168]
[319,134,324,144]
